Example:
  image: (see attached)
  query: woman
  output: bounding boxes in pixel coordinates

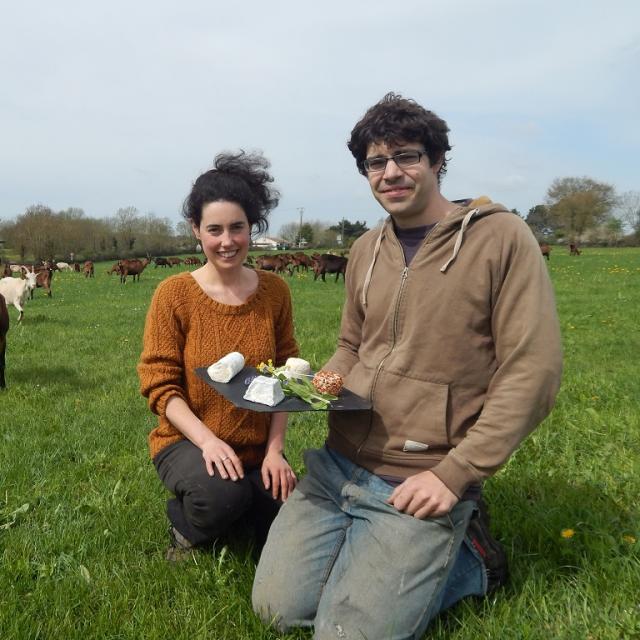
[138,151,299,559]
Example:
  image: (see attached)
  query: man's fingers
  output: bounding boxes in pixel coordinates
[388,490,410,513]
[413,504,446,519]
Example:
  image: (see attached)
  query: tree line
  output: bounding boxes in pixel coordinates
[0,205,369,263]
[0,205,194,262]
[525,177,639,246]
[1,176,638,262]
[277,219,369,248]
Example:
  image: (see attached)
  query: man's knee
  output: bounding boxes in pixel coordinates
[252,580,307,633]
[253,544,317,632]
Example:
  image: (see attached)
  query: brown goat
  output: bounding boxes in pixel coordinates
[540,244,551,261]
[29,267,54,298]
[119,258,150,283]
[313,254,348,282]
[106,263,122,276]
[256,255,288,274]
[83,261,95,278]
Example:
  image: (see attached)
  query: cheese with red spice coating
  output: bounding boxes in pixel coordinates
[312,370,343,395]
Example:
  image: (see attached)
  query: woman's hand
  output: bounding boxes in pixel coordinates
[261,451,297,501]
[201,436,244,481]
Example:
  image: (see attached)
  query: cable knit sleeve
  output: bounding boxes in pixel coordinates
[272,276,299,366]
[137,278,188,417]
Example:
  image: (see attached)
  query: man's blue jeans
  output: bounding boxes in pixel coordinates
[253,446,486,640]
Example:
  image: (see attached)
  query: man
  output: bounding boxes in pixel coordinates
[253,93,562,639]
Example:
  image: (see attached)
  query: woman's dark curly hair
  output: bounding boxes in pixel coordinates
[183,150,279,233]
[348,92,452,184]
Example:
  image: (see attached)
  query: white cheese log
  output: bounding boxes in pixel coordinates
[243,375,285,406]
[207,352,245,383]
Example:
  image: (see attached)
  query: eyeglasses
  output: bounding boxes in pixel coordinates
[363,150,425,173]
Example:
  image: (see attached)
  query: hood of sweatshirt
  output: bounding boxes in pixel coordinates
[360,196,510,307]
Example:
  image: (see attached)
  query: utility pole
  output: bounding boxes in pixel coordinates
[297,207,304,247]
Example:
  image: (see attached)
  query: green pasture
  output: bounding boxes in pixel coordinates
[1,249,639,639]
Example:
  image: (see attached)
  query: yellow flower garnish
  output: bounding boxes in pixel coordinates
[561,528,575,539]
[258,360,277,375]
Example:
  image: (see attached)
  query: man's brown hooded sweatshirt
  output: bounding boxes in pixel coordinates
[325,200,563,498]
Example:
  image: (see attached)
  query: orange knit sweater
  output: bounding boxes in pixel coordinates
[138,270,298,465]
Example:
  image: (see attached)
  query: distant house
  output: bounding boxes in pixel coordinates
[252,235,282,250]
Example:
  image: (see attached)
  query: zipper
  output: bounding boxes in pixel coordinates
[353,220,442,460]
[355,263,409,459]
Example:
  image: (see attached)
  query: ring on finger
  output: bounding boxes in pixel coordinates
[220,455,229,461]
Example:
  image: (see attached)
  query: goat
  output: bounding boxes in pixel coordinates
[540,244,551,261]
[313,254,348,282]
[107,263,122,276]
[0,269,38,321]
[0,293,8,388]
[83,261,95,278]
[119,258,150,283]
[56,261,73,271]
[291,252,313,273]
[28,267,54,299]
[256,255,289,274]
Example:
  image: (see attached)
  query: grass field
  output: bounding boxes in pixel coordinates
[1,248,639,639]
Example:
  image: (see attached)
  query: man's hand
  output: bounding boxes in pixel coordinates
[387,470,459,519]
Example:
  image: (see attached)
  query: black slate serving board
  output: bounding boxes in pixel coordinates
[195,366,372,413]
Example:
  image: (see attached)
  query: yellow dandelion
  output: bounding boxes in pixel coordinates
[623,535,636,544]
[561,528,575,539]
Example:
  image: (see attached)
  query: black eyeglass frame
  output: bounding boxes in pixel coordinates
[363,150,426,174]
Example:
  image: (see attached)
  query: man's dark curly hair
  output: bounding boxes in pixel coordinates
[183,150,279,233]
[348,92,452,184]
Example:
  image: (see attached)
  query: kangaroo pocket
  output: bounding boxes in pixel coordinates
[369,369,450,456]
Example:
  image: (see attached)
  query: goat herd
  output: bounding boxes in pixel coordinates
[0,250,348,389]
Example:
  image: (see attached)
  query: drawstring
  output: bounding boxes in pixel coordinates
[361,218,389,308]
[440,208,478,273]
[361,207,480,306]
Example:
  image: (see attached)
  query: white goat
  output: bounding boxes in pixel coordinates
[56,262,73,271]
[0,270,38,321]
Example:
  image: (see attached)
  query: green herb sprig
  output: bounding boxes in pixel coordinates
[258,360,337,410]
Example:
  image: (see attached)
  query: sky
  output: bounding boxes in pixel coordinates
[1,0,639,236]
